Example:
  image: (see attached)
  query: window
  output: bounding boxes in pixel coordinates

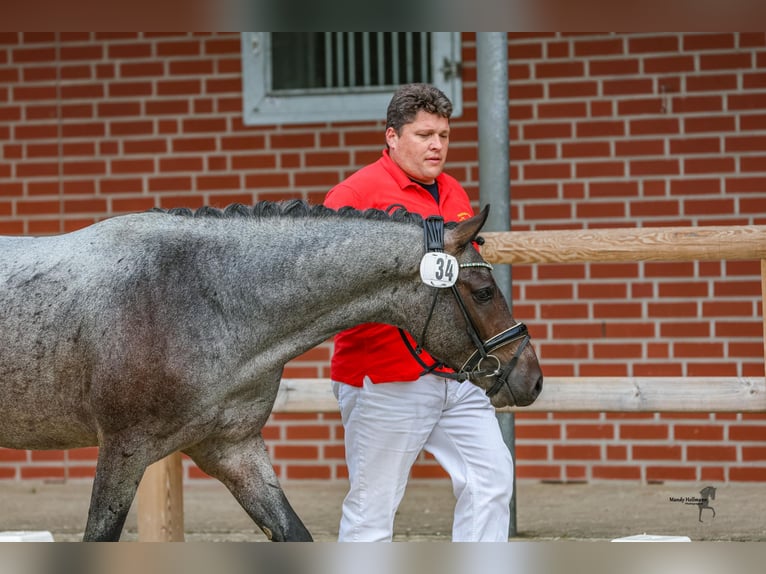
[241,32,462,125]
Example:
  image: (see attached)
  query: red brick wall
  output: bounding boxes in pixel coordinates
[1,32,765,484]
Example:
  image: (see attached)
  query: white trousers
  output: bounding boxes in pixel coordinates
[333,374,513,542]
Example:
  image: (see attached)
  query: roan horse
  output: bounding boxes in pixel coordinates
[0,200,542,541]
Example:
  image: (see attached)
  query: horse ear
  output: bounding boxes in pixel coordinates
[445,205,490,253]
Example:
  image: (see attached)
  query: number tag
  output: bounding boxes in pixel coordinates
[420,252,458,288]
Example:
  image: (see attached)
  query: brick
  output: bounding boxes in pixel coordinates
[535,61,584,78]
[629,118,680,136]
[523,163,571,180]
[729,425,766,441]
[244,173,290,189]
[205,77,241,94]
[576,201,625,219]
[522,202,572,219]
[576,120,624,138]
[103,81,150,99]
[743,72,766,89]
[700,52,753,70]
[589,181,639,198]
[12,46,56,63]
[619,424,668,440]
[669,137,720,154]
[548,81,598,98]
[516,465,562,480]
[629,200,680,218]
[516,424,562,440]
[196,175,240,190]
[728,93,766,111]
[683,115,736,133]
[285,424,330,440]
[580,277,632,293]
[0,447,27,462]
[726,176,766,192]
[648,302,697,317]
[566,424,614,439]
[100,178,144,194]
[602,78,654,96]
[741,196,766,215]
[675,424,724,440]
[97,102,141,117]
[108,43,152,59]
[593,302,642,318]
[686,73,738,92]
[553,445,601,460]
[523,122,572,140]
[274,445,319,459]
[509,42,543,59]
[682,33,735,51]
[509,82,545,100]
[685,198,736,216]
[688,446,737,461]
[575,161,624,178]
[729,467,766,481]
[562,141,611,158]
[646,466,696,481]
[172,137,216,153]
[62,161,106,176]
[592,465,641,480]
[20,467,66,479]
[169,60,214,77]
[145,99,189,115]
[629,159,679,176]
[614,139,664,157]
[628,35,679,53]
[633,445,682,460]
[537,101,587,119]
[590,58,640,76]
[148,176,192,192]
[285,465,331,480]
[539,343,589,359]
[672,95,723,113]
[644,55,695,74]
[60,83,104,99]
[157,79,202,96]
[617,98,664,115]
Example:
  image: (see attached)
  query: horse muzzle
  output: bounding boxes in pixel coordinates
[459,322,543,407]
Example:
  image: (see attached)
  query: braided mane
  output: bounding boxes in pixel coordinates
[149,199,459,229]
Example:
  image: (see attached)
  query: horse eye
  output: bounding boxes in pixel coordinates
[473,287,494,303]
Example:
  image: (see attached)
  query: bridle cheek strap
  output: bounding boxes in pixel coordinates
[399,215,531,395]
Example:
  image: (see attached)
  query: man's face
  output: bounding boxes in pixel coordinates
[386,110,450,185]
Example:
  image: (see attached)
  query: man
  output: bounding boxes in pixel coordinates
[323,83,513,542]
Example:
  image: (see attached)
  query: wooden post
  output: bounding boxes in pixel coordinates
[761,260,766,377]
[137,452,185,541]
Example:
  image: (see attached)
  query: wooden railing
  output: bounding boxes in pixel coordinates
[137,224,766,541]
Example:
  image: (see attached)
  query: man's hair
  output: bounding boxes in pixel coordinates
[385,83,453,135]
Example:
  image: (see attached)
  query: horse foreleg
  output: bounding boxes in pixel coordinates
[84,443,148,541]
[186,433,313,541]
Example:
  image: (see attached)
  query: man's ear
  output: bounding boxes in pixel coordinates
[445,205,490,254]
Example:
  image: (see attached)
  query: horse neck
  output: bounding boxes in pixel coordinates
[216,216,427,352]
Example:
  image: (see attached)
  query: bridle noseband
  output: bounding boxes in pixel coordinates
[399,216,531,399]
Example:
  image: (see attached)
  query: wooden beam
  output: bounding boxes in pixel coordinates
[480,225,766,265]
[137,452,185,541]
[273,377,766,413]
[762,259,766,379]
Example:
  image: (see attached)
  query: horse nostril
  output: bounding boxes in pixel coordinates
[533,376,543,397]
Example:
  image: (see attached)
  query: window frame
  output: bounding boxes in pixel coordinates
[241,32,462,126]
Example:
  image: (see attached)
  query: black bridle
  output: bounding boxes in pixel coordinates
[399,216,531,399]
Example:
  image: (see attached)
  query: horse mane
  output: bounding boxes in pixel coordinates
[148,199,458,229]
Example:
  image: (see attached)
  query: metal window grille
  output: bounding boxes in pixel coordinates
[241,32,461,125]
[270,32,432,93]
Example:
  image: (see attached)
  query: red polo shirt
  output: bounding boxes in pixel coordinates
[323,149,474,386]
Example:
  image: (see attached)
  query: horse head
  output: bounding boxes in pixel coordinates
[413,206,543,409]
